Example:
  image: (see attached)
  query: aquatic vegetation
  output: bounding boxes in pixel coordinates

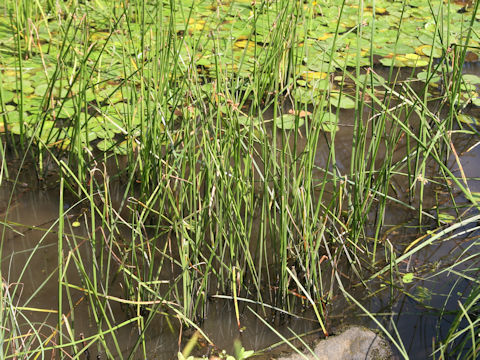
[0,0,479,359]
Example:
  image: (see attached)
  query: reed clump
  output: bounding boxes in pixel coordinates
[0,0,479,358]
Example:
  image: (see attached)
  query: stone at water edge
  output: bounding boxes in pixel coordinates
[275,326,393,360]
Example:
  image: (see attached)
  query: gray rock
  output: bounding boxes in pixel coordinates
[275,326,392,360]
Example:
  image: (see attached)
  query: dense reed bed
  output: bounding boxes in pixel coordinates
[0,0,479,358]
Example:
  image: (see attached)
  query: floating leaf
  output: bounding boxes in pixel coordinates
[300,71,328,81]
[237,116,261,127]
[113,140,130,155]
[315,111,339,132]
[234,40,254,49]
[34,83,49,97]
[356,73,386,87]
[72,221,81,228]
[274,114,304,130]
[415,44,442,58]
[23,86,34,95]
[318,33,333,41]
[79,131,98,144]
[458,114,480,125]
[472,98,480,107]
[2,90,14,103]
[402,273,414,284]
[308,79,331,92]
[288,109,311,118]
[405,53,421,60]
[460,83,477,93]
[94,128,116,139]
[97,138,116,152]
[5,111,29,124]
[379,56,406,67]
[417,71,441,83]
[90,31,110,42]
[463,74,480,85]
[292,87,317,104]
[9,122,22,134]
[237,116,250,126]
[408,58,429,67]
[330,93,355,109]
[304,58,333,73]
[54,138,71,150]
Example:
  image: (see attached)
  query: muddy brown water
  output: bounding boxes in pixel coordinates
[0,185,319,358]
[2,160,478,359]
[1,66,480,359]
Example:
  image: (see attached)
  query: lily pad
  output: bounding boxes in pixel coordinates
[274,114,304,130]
[472,98,480,107]
[9,122,23,135]
[417,71,442,83]
[300,71,328,82]
[237,116,261,128]
[460,83,477,93]
[356,73,386,87]
[457,114,480,125]
[97,138,117,152]
[5,111,29,124]
[315,111,339,132]
[34,83,50,97]
[113,140,129,155]
[292,87,318,104]
[1,90,14,103]
[330,93,355,109]
[415,44,443,58]
[379,56,407,67]
[463,74,480,85]
[308,79,331,92]
[402,273,414,284]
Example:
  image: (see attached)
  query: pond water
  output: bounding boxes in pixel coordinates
[0,184,318,359]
